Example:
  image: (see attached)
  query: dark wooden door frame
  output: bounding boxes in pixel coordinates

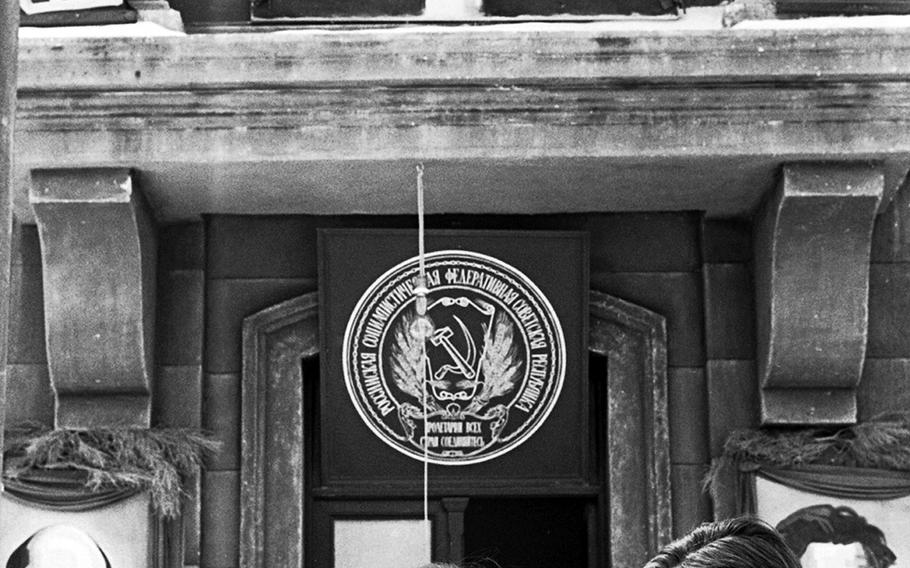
[240,290,672,568]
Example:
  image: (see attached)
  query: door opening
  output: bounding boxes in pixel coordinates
[464,497,592,568]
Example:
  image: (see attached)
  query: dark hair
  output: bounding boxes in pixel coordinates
[776,504,896,568]
[643,517,802,568]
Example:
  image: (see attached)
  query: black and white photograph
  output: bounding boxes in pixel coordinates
[1,0,910,566]
[758,480,910,568]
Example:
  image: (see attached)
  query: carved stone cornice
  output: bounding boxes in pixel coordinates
[12,21,910,221]
[15,80,910,161]
[29,168,157,429]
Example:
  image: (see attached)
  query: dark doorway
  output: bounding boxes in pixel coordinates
[241,291,670,568]
[464,498,591,568]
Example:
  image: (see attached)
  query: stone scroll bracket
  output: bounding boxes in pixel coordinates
[754,163,884,425]
[30,168,157,429]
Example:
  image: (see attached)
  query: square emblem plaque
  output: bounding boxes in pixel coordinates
[319,229,588,489]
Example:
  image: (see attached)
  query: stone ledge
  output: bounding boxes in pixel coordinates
[12,16,910,222]
[16,14,910,90]
[12,80,910,221]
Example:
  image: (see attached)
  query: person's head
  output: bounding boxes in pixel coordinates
[643,517,801,568]
[776,504,896,568]
[7,525,110,568]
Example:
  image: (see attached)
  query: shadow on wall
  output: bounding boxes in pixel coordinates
[6,525,111,568]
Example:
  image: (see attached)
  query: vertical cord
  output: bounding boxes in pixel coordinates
[417,163,426,283]
[415,163,431,561]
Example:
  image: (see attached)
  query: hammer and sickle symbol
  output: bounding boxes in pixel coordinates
[430,315,477,386]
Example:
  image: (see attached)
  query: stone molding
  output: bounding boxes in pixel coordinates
[16,25,910,90]
[12,23,910,222]
[17,81,910,161]
[29,168,157,429]
[240,290,671,568]
[755,162,883,425]
[12,80,910,222]
[589,290,672,565]
[240,293,315,568]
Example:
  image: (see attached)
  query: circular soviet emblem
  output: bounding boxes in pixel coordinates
[343,250,565,465]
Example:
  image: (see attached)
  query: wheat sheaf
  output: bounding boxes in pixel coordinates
[389,312,429,402]
[469,311,522,411]
[391,309,522,414]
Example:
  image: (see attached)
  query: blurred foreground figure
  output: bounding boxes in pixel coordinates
[777,504,895,568]
[7,525,110,568]
[643,517,801,568]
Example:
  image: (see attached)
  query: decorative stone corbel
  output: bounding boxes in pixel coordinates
[30,169,156,429]
[755,163,883,425]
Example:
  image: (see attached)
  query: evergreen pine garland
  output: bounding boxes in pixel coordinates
[705,414,910,495]
[721,414,910,470]
[2,422,220,519]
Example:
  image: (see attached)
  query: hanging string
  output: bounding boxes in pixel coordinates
[417,163,427,291]
[413,163,432,562]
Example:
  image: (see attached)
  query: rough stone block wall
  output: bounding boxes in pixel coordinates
[588,213,713,536]
[700,218,759,520]
[154,222,206,567]
[5,224,52,426]
[201,216,317,568]
[865,185,910,419]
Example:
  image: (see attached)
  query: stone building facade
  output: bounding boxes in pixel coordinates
[2,3,910,568]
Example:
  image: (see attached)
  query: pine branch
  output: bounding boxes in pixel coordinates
[3,424,221,519]
[718,413,910,472]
